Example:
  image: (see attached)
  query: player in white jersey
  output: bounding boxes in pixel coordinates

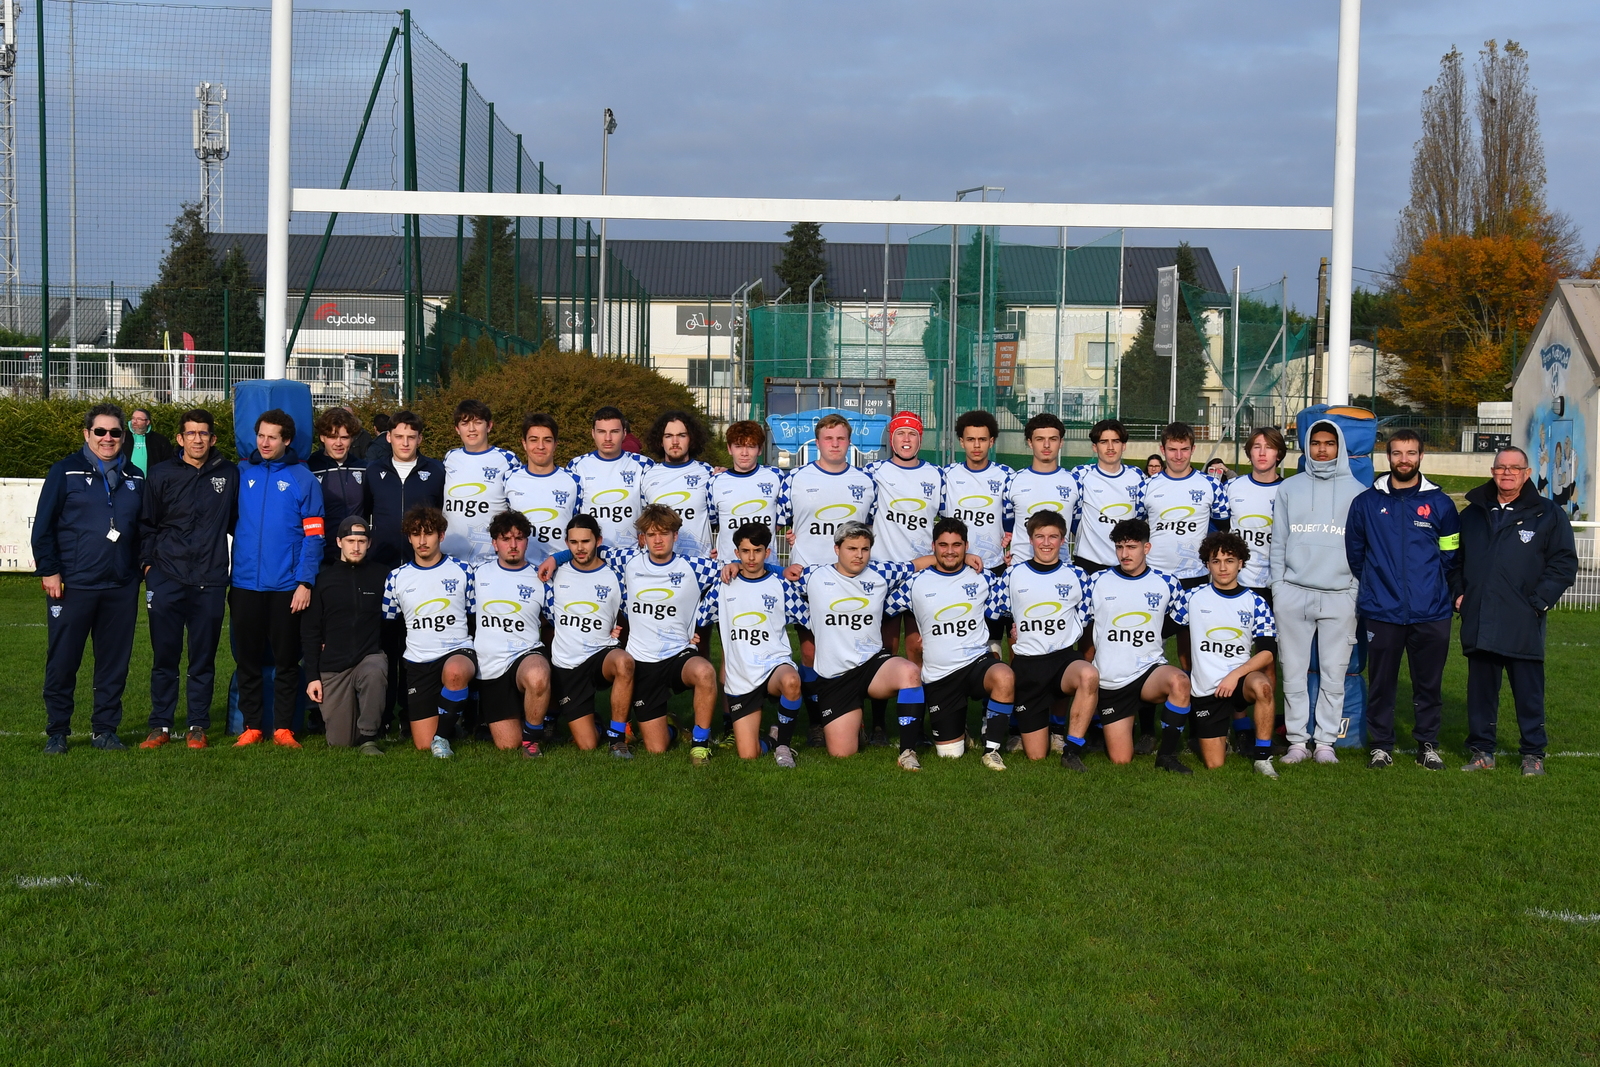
[473,511,551,757]
[1172,531,1278,777]
[717,521,804,765]
[1136,421,1229,585]
[905,517,1015,771]
[1087,517,1194,773]
[783,521,931,767]
[504,413,583,566]
[640,409,716,557]
[1006,413,1081,564]
[995,510,1099,770]
[542,503,721,763]
[707,420,787,562]
[1228,426,1287,598]
[1072,418,1144,573]
[780,412,876,745]
[865,411,943,743]
[441,399,522,565]
[381,505,477,758]
[566,405,654,549]
[942,410,1015,661]
[545,514,635,757]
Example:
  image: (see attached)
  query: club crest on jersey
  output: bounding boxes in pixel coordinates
[211,477,227,493]
[668,572,685,587]
[686,475,701,488]
[1519,529,1534,543]
[553,490,570,506]
[989,480,1002,494]
[860,581,876,593]
[762,594,778,611]
[621,471,636,487]
[481,466,498,480]
[922,482,936,498]
[595,585,610,600]
[1057,486,1073,501]
[518,585,535,601]
[1056,584,1074,599]
[758,481,774,495]
[1239,609,1252,628]
[418,470,431,480]
[276,480,290,492]
[1145,592,1163,609]
[963,582,979,600]
[1190,489,1206,503]
[849,484,866,501]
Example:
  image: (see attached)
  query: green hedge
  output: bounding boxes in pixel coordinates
[0,398,237,478]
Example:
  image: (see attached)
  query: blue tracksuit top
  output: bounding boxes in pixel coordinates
[232,447,326,592]
[1345,473,1460,625]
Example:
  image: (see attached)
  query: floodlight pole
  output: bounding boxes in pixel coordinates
[880,195,897,378]
[597,107,615,357]
[1325,0,1361,405]
[263,0,293,379]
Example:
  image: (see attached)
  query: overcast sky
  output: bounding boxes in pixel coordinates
[377,0,1600,309]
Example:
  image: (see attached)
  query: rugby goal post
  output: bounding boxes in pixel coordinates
[263,0,1363,405]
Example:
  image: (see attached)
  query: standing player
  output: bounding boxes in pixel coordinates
[717,522,804,766]
[640,410,716,557]
[1226,426,1286,752]
[905,518,1015,770]
[707,420,787,562]
[1005,413,1081,564]
[473,511,552,758]
[996,510,1099,769]
[783,522,928,767]
[1086,518,1193,773]
[1071,419,1144,574]
[780,412,876,745]
[866,410,943,744]
[382,506,477,758]
[442,399,521,565]
[1172,532,1278,776]
[567,406,654,549]
[504,413,584,566]
[942,409,1014,668]
[545,514,635,757]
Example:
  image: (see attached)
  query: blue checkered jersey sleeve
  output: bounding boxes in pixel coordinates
[498,447,524,473]
[875,560,918,615]
[687,555,722,627]
[1161,571,1185,620]
[382,568,399,620]
[597,544,639,568]
[461,560,477,616]
[1001,468,1017,530]
[984,572,1006,620]
[1208,474,1230,521]
[1075,566,1094,628]
[786,566,817,628]
[1170,586,1193,626]
[1134,477,1149,519]
[1251,591,1276,639]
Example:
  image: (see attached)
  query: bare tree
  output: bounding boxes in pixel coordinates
[1393,47,1475,267]
[1473,40,1543,235]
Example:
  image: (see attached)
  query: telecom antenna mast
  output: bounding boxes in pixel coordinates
[0,0,20,330]
[193,81,229,232]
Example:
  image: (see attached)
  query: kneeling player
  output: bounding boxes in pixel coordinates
[474,511,552,757]
[905,517,1015,770]
[546,514,636,757]
[1173,532,1278,776]
[784,522,929,767]
[718,522,803,764]
[997,510,1099,769]
[1087,518,1193,773]
[383,506,478,758]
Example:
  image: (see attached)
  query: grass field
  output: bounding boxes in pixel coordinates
[2,573,1598,1065]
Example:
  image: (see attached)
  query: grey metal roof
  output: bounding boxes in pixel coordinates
[207,234,1225,307]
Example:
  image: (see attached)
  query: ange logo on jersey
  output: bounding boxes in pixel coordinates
[1087,565,1184,688]
[383,555,477,663]
[941,461,1013,569]
[473,560,547,680]
[1172,583,1275,697]
[781,463,877,566]
[1006,467,1081,562]
[708,465,787,561]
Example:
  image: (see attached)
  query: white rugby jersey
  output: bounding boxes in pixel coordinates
[1136,470,1229,579]
[442,446,522,564]
[641,460,716,557]
[780,462,877,566]
[905,565,1003,683]
[382,555,476,664]
[1005,466,1081,563]
[566,451,654,549]
[941,461,1013,569]
[545,559,626,670]
[868,459,945,562]
[1071,463,1145,566]
[1087,564,1184,689]
[504,467,584,565]
[717,571,802,696]
[788,560,917,678]
[708,465,787,561]
[472,559,547,681]
[995,558,1093,657]
[1172,583,1275,698]
[595,546,721,665]
[1226,474,1283,588]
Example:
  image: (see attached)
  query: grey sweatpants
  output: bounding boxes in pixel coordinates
[1273,582,1357,746]
[320,652,388,747]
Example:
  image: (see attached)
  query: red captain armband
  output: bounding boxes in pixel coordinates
[303,516,326,537]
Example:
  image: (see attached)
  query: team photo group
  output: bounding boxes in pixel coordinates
[34,394,1578,776]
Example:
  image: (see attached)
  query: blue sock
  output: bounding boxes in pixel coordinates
[1049,714,1067,732]
[776,695,801,746]
[1254,737,1272,757]
[896,687,926,753]
[607,720,628,742]
[524,720,545,742]
[1159,700,1190,756]
[1066,733,1087,751]
[438,685,468,738]
[779,695,802,712]
[985,700,1014,750]
[692,726,711,745]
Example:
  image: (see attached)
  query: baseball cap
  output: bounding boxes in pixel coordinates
[337,516,371,539]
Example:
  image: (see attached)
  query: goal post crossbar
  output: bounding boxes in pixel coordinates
[290,188,1333,232]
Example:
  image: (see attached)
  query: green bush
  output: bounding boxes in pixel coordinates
[0,398,237,478]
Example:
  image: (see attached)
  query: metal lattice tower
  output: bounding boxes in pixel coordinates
[0,0,19,330]
[192,81,229,232]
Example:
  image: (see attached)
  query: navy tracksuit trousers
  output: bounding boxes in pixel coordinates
[43,581,140,739]
[145,566,228,731]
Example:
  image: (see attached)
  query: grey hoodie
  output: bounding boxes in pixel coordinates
[1269,420,1363,593]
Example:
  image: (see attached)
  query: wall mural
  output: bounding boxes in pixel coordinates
[1528,340,1587,519]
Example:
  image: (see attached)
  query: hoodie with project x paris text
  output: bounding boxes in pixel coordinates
[1269,419,1363,595]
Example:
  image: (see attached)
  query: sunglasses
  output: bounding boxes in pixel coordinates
[90,426,124,439]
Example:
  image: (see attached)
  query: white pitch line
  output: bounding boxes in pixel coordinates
[1526,908,1600,924]
[14,875,98,889]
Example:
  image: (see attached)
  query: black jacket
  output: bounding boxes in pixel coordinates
[138,449,239,587]
[33,447,145,588]
[307,451,368,561]
[1452,479,1578,661]
[301,556,387,677]
[121,428,174,469]
[365,452,446,569]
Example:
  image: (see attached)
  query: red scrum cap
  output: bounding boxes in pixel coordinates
[887,411,923,435]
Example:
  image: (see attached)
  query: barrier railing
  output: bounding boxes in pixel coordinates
[0,350,383,403]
